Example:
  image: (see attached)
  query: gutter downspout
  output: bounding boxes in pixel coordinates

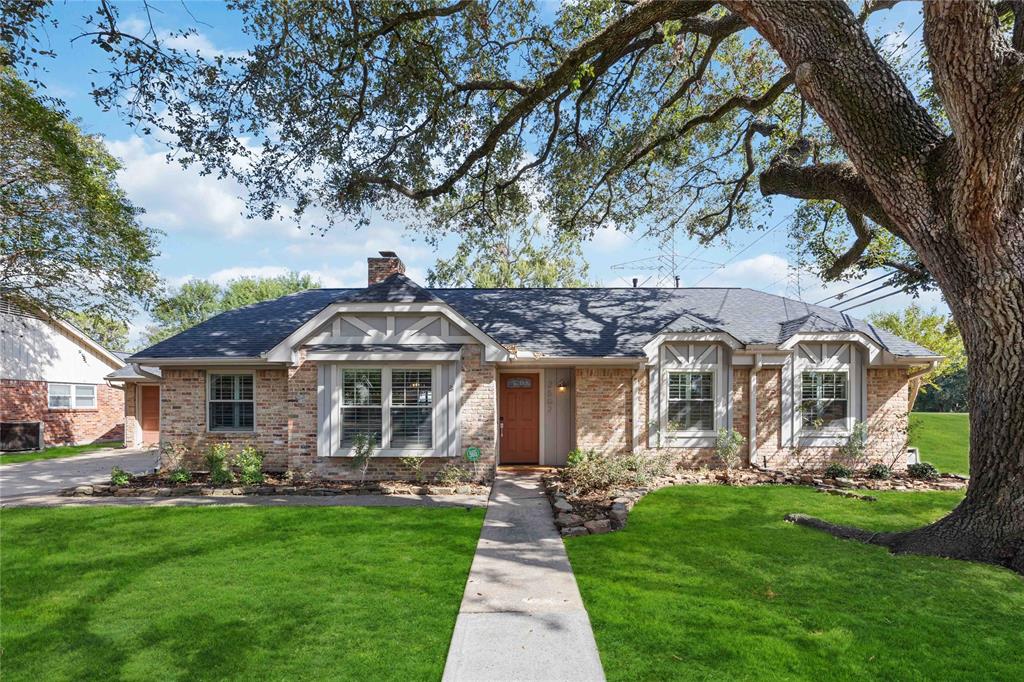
[749,353,763,467]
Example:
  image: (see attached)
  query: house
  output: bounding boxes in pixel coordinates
[112,252,940,480]
[1,300,127,449]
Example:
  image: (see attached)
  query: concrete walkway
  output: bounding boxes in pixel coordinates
[0,447,158,499]
[443,470,605,682]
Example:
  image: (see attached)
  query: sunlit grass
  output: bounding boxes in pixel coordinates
[0,441,122,465]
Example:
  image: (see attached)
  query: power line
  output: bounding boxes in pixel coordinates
[837,287,911,313]
[813,272,895,305]
[691,211,794,286]
[828,280,899,308]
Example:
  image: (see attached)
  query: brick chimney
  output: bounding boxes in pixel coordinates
[367,251,405,285]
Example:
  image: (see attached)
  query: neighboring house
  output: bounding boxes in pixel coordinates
[1,300,126,449]
[112,252,940,480]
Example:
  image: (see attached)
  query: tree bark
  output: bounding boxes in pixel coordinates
[725,0,1024,573]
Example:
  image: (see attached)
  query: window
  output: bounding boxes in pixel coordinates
[667,372,714,432]
[801,371,848,430]
[341,369,383,446]
[208,374,254,431]
[47,383,96,409]
[391,369,433,448]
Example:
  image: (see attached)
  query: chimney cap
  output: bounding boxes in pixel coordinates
[378,250,399,258]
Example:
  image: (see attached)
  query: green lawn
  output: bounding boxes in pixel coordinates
[909,412,970,475]
[0,440,123,465]
[566,486,1023,681]
[0,506,484,681]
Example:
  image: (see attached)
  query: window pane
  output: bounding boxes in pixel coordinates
[209,374,234,401]
[801,399,848,429]
[75,385,96,408]
[341,407,382,446]
[391,407,432,448]
[668,400,714,431]
[237,375,254,401]
[48,384,71,408]
[342,369,381,406]
[393,369,432,406]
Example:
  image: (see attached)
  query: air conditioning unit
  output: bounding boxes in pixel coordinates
[1,422,43,452]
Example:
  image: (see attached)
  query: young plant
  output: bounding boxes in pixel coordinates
[434,462,470,486]
[400,455,425,483]
[824,462,854,479]
[235,445,265,485]
[714,428,746,471]
[866,463,892,480]
[168,467,192,484]
[110,466,132,486]
[908,461,939,480]
[206,442,235,486]
[349,433,376,483]
[836,420,870,469]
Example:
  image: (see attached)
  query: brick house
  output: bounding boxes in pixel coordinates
[113,252,940,480]
[1,301,127,449]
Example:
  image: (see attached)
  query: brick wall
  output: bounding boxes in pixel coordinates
[1,379,124,447]
[865,367,911,468]
[124,384,139,447]
[158,345,497,482]
[367,256,405,284]
[575,367,633,455]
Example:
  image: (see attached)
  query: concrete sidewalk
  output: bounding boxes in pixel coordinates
[443,470,605,682]
[0,447,158,499]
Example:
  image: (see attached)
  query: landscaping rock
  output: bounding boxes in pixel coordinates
[583,519,612,534]
[455,485,474,494]
[835,477,855,489]
[552,498,574,513]
[430,486,455,495]
[561,526,589,537]
[555,513,585,528]
[72,485,93,496]
[609,503,628,526]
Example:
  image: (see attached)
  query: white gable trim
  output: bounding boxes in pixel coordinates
[780,332,882,363]
[264,302,509,363]
[643,332,742,364]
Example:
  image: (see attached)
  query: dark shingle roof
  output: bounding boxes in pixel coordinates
[305,344,463,353]
[130,282,939,361]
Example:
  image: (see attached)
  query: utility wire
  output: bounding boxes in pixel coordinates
[828,280,899,307]
[837,287,911,313]
[691,211,794,286]
[812,272,894,305]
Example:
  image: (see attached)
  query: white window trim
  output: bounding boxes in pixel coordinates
[658,342,728,446]
[794,342,858,445]
[206,372,256,433]
[331,364,442,457]
[47,383,97,410]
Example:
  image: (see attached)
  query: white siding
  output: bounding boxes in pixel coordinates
[0,313,118,383]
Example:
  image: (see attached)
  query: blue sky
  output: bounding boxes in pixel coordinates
[33,1,946,343]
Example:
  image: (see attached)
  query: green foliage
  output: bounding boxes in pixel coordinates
[110,466,132,486]
[205,443,235,486]
[65,311,130,351]
[824,462,854,479]
[868,305,966,397]
[0,66,160,324]
[434,462,471,487]
[349,433,376,484]
[168,468,192,484]
[235,445,265,485]
[566,448,587,467]
[144,273,319,346]
[400,456,426,483]
[866,463,892,480]
[561,450,670,496]
[908,462,939,481]
[836,421,870,468]
[714,428,746,470]
[914,367,968,412]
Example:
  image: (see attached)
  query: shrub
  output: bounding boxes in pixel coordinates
[206,443,235,486]
[624,451,673,486]
[908,461,939,480]
[824,462,853,479]
[561,450,631,497]
[235,445,265,485]
[348,434,376,483]
[714,428,746,470]
[566,448,586,467]
[434,462,471,486]
[160,442,190,471]
[168,468,192,484]
[400,456,426,483]
[836,420,870,468]
[866,463,892,480]
[110,466,132,486]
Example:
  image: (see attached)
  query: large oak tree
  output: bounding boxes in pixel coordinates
[15,0,1023,571]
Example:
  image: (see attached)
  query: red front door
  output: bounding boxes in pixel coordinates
[140,385,160,444]
[499,374,539,464]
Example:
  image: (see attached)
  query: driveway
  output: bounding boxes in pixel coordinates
[0,447,159,500]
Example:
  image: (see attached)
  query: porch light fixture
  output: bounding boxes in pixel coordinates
[556,381,568,392]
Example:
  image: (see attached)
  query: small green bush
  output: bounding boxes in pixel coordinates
[566,448,586,467]
[714,428,746,470]
[168,468,192,484]
[206,443,235,486]
[235,445,265,485]
[400,456,426,483]
[824,462,854,479]
[561,450,630,496]
[434,462,471,486]
[110,466,132,486]
[348,433,376,483]
[908,461,939,480]
[866,463,892,480]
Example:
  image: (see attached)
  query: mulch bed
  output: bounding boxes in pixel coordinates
[61,472,489,498]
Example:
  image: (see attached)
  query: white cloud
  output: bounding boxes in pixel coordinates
[588,226,633,252]
[703,254,791,289]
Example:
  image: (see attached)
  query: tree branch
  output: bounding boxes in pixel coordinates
[823,209,875,279]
